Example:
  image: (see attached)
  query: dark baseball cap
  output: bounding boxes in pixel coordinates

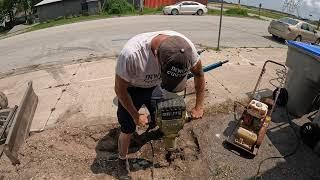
[157,36,193,92]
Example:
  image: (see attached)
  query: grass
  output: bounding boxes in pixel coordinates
[141,7,162,15]
[246,9,287,19]
[0,30,9,36]
[209,2,293,20]
[225,7,248,16]
[28,8,162,32]
[28,14,112,32]
[208,8,262,20]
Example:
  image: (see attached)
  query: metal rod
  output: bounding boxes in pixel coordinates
[250,60,287,101]
[187,60,229,79]
[217,1,224,50]
[259,3,262,16]
[149,140,155,180]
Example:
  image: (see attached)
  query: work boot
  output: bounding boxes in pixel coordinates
[117,158,131,180]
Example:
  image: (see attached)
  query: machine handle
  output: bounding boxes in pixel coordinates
[197,49,206,55]
[187,60,229,79]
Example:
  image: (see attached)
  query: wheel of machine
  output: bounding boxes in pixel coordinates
[300,122,320,148]
[316,38,320,45]
[295,36,302,42]
[272,34,278,39]
[0,91,8,110]
[197,9,204,16]
[171,9,179,15]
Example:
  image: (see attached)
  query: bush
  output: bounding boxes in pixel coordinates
[142,8,161,14]
[225,8,248,16]
[104,0,134,14]
[156,5,164,11]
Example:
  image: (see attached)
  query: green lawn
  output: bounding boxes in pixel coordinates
[246,9,287,19]
[208,8,262,20]
[209,2,292,20]
[28,14,115,32]
[28,8,162,32]
[0,30,8,35]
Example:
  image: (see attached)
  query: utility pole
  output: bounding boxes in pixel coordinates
[259,3,262,17]
[140,0,144,14]
[238,0,241,5]
[217,0,224,50]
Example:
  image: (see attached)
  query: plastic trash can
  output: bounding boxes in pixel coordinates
[285,41,320,117]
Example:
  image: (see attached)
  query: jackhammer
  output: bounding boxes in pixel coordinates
[152,50,229,152]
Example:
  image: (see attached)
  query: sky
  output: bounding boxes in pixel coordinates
[225,0,320,20]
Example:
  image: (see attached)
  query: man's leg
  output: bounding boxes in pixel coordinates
[116,87,144,178]
[118,132,131,159]
[117,132,131,179]
[145,100,157,131]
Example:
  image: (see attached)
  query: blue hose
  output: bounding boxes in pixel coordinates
[187,60,229,79]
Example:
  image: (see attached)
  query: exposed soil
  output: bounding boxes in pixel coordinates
[1,99,320,180]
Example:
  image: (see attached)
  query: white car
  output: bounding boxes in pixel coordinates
[163,1,208,16]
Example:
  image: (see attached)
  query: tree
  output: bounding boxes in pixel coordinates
[2,0,16,24]
[0,0,37,27]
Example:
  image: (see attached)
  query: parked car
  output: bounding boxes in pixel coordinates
[268,17,320,44]
[163,1,208,16]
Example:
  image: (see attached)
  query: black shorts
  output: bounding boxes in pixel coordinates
[117,86,156,134]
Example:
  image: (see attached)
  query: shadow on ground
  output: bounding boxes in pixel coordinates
[262,35,286,45]
[258,108,320,179]
[90,127,163,178]
[226,104,320,179]
[220,86,320,179]
[245,88,274,100]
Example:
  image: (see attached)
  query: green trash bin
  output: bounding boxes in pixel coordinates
[285,41,320,117]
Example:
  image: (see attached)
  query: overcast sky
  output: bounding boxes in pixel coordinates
[225,0,320,20]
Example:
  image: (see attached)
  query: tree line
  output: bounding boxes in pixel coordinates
[0,0,41,29]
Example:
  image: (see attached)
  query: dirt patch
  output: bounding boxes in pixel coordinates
[0,118,116,179]
[1,98,320,179]
[0,99,243,179]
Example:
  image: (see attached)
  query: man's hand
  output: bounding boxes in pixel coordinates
[191,107,204,119]
[134,113,149,127]
[190,60,205,120]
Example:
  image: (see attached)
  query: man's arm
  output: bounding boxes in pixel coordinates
[190,60,205,118]
[114,75,147,126]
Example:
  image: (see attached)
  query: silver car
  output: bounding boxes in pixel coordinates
[163,1,208,16]
[268,17,320,44]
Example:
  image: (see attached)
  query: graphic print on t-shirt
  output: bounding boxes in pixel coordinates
[144,73,161,84]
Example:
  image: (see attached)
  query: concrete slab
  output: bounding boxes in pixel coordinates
[71,58,116,83]
[0,48,288,131]
[30,87,64,131]
[0,64,79,92]
[41,59,118,129]
[199,48,287,101]
[0,64,80,131]
[45,81,118,128]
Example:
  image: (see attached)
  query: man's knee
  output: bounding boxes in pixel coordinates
[117,103,137,134]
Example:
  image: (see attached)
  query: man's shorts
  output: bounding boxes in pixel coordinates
[117,86,156,134]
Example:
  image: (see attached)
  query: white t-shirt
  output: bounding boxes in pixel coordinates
[116,30,200,88]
